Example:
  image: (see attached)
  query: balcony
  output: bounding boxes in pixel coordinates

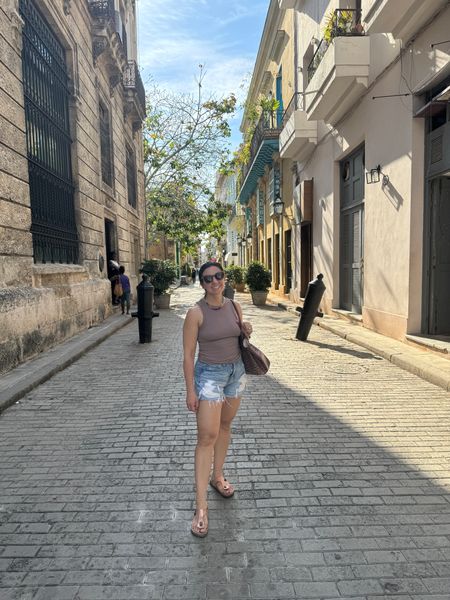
[279,93,317,162]
[237,111,282,205]
[88,0,127,85]
[123,60,146,127]
[305,10,369,126]
[362,0,447,41]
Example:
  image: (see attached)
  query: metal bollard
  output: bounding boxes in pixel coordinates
[223,278,235,300]
[131,274,159,343]
[295,273,326,341]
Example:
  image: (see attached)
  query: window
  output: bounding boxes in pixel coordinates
[21,0,78,264]
[99,101,113,187]
[126,144,137,208]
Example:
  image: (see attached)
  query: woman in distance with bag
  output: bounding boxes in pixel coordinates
[183,261,253,537]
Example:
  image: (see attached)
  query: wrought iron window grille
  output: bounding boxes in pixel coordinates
[20,0,79,264]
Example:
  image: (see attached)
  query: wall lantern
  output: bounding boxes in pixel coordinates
[246,232,253,241]
[272,195,284,215]
[366,165,389,186]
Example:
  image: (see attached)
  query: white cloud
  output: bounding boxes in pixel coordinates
[136,0,268,148]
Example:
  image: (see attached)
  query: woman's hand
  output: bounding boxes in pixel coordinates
[186,390,199,413]
[242,321,253,337]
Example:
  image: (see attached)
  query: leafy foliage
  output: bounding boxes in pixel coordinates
[245,261,272,292]
[225,264,245,285]
[143,69,237,253]
[140,259,178,296]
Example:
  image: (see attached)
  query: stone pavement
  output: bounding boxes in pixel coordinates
[265,294,450,394]
[0,284,450,600]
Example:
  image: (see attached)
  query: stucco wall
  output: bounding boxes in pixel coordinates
[290,1,449,339]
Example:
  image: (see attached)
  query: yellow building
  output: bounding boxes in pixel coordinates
[237,0,296,296]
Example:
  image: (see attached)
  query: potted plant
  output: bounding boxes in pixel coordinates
[323,9,357,43]
[225,265,245,292]
[140,259,177,309]
[245,261,272,306]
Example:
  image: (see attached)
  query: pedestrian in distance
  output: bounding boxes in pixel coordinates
[183,261,253,537]
[119,265,131,314]
[191,267,197,284]
[108,252,120,305]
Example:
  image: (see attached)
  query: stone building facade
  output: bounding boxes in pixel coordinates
[0,0,146,373]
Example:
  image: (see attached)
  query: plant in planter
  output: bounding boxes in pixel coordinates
[225,265,245,292]
[245,261,272,306]
[323,9,357,43]
[140,259,177,308]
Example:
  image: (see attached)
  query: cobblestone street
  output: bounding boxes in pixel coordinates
[1,285,450,600]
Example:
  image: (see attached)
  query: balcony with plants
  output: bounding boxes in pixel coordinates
[305,9,370,126]
[236,96,282,206]
[279,92,318,162]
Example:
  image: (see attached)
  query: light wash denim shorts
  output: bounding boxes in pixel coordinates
[194,358,246,402]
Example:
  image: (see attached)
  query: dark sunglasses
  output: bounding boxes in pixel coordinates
[202,271,225,284]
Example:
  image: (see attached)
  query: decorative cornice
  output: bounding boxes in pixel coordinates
[109,73,122,96]
[63,0,72,16]
[10,8,24,47]
[93,36,108,62]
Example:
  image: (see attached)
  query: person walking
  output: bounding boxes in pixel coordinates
[118,266,131,314]
[182,261,252,537]
[108,252,120,305]
[191,267,197,284]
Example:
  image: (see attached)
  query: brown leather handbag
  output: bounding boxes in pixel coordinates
[231,301,270,376]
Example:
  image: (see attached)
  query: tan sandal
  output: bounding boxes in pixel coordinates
[191,508,208,538]
[210,478,235,498]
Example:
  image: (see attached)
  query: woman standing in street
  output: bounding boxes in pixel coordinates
[183,261,252,537]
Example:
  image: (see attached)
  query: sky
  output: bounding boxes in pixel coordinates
[136,0,269,151]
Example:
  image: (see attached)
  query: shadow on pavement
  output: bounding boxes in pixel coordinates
[0,287,449,599]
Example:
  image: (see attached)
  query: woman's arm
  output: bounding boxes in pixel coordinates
[183,306,201,412]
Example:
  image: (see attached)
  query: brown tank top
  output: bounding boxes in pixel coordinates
[197,298,241,364]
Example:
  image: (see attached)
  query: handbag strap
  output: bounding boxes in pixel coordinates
[230,299,247,337]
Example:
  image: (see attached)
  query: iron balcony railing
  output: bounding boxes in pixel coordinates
[123,60,146,116]
[307,9,364,83]
[88,0,115,21]
[88,1,128,55]
[240,110,282,185]
[282,92,305,127]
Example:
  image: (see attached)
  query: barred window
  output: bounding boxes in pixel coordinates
[20,0,78,264]
[99,101,113,187]
[126,144,137,208]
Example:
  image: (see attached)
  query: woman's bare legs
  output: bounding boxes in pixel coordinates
[192,401,222,534]
[212,397,241,490]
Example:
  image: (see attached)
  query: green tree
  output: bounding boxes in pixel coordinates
[143,67,237,255]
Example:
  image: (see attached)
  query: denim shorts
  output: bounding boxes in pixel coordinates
[194,358,246,403]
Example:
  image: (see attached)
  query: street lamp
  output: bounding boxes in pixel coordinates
[272,195,284,216]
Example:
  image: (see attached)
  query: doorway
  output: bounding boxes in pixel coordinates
[300,223,312,297]
[105,219,118,304]
[428,176,450,334]
[285,229,292,293]
[274,233,280,289]
[340,147,365,312]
